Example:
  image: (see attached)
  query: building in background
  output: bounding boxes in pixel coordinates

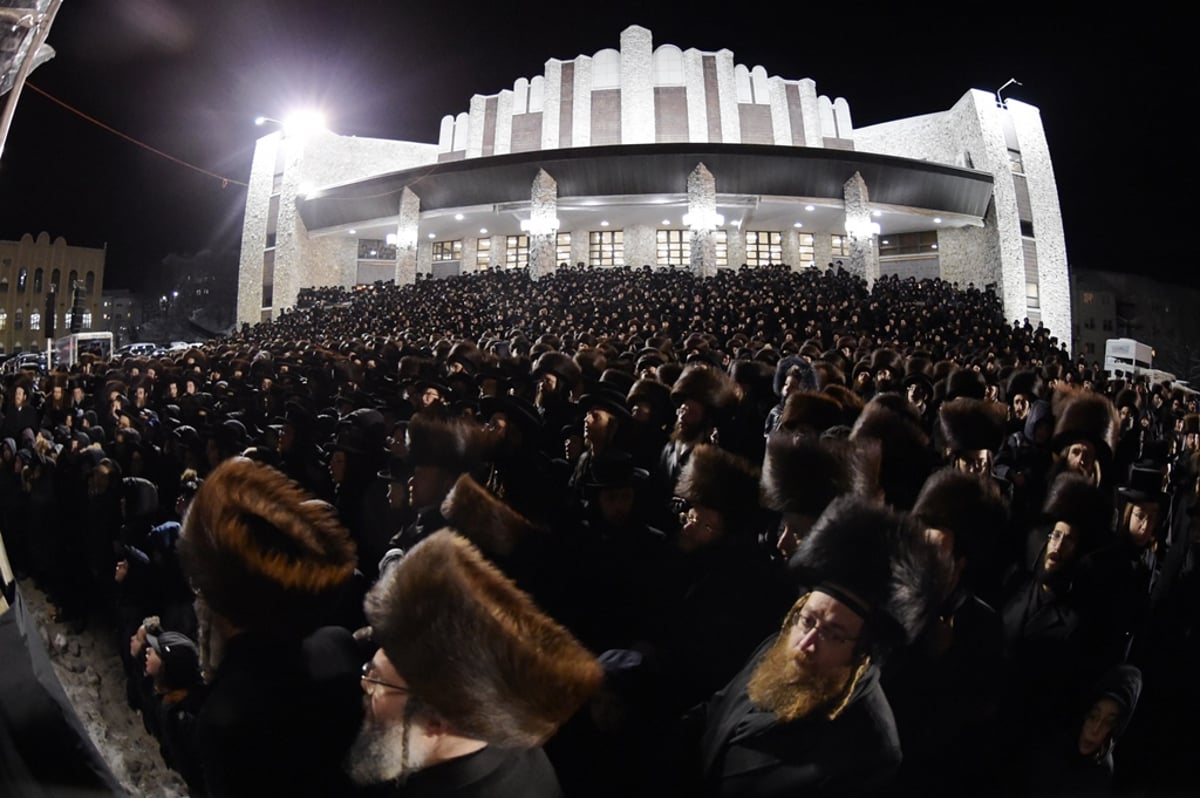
[0,231,104,355]
[1071,269,1200,384]
[238,25,1069,347]
[100,288,139,347]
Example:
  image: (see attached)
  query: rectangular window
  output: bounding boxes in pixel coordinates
[432,240,463,262]
[1082,291,1095,305]
[797,233,815,267]
[29,311,39,331]
[556,233,571,266]
[715,230,728,268]
[505,235,529,269]
[358,238,398,260]
[1008,149,1024,174]
[657,229,689,266]
[476,237,492,270]
[1085,342,1095,354]
[744,231,782,267]
[589,230,623,267]
[1026,282,1039,309]
[1102,319,1113,332]
[830,234,848,258]
[879,231,939,256]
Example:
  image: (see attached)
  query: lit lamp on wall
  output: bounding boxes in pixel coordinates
[520,216,560,236]
[844,219,881,238]
[682,210,725,231]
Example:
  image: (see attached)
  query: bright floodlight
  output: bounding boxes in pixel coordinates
[282,110,326,138]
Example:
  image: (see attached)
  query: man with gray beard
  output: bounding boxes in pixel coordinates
[346,530,602,796]
[687,498,937,797]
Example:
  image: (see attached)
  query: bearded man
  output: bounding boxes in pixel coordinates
[345,530,602,797]
[688,498,935,797]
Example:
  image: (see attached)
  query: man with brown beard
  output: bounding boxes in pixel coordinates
[687,498,935,797]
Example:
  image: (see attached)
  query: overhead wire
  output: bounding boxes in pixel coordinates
[25,81,248,188]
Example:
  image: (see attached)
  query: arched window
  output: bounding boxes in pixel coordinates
[50,269,60,293]
[0,308,6,330]
[85,271,96,295]
[29,311,40,331]
[34,268,43,293]
[17,267,27,292]
[68,270,77,290]
[14,309,23,330]
[82,311,93,330]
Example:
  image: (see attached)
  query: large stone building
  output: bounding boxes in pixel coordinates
[0,232,105,356]
[238,25,1070,347]
[1071,269,1200,382]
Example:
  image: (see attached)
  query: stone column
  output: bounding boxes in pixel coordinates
[843,172,879,287]
[620,25,655,144]
[687,163,720,279]
[395,187,420,286]
[527,169,559,280]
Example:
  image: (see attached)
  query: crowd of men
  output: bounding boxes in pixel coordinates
[1,262,1197,797]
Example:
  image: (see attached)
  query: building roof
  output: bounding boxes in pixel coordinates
[296,142,994,233]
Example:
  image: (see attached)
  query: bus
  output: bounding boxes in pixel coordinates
[1103,338,1153,378]
[55,332,114,368]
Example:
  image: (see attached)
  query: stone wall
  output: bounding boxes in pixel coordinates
[624,224,656,268]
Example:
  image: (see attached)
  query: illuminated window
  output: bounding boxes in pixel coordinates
[432,240,463,261]
[589,230,623,267]
[358,238,397,260]
[798,233,815,267]
[0,308,6,330]
[745,231,782,267]
[879,231,939,256]
[556,233,571,265]
[1082,291,1095,305]
[83,311,93,330]
[1026,282,1039,309]
[657,229,689,266]
[831,234,848,258]
[29,311,40,331]
[505,235,529,269]
[476,237,491,270]
[17,267,27,292]
[715,230,728,268]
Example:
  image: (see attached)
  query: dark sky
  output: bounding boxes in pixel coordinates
[0,2,1190,289]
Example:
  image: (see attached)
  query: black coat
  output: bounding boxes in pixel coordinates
[692,636,902,797]
[195,626,363,798]
[365,745,562,798]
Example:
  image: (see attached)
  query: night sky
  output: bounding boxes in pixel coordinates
[0,3,1190,290]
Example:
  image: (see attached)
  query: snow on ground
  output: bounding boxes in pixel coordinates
[20,580,190,798]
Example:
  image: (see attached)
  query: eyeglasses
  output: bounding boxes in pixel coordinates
[361,662,410,696]
[793,612,859,646]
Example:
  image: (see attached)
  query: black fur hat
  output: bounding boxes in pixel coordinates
[1042,472,1111,548]
[675,444,761,521]
[1006,369,1043,403]
[850,398,935,511]
[1051,386,1119,462]
[406,413,491,473]
[779,391,845,435]
[911,468,1008,570]
[939,398,1008,454]
[761,432,870,517]
[790,497,937,652]
[670,364,741,422]
[531,351,582,393]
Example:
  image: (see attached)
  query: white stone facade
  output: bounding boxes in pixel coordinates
[237,25,1071,347]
